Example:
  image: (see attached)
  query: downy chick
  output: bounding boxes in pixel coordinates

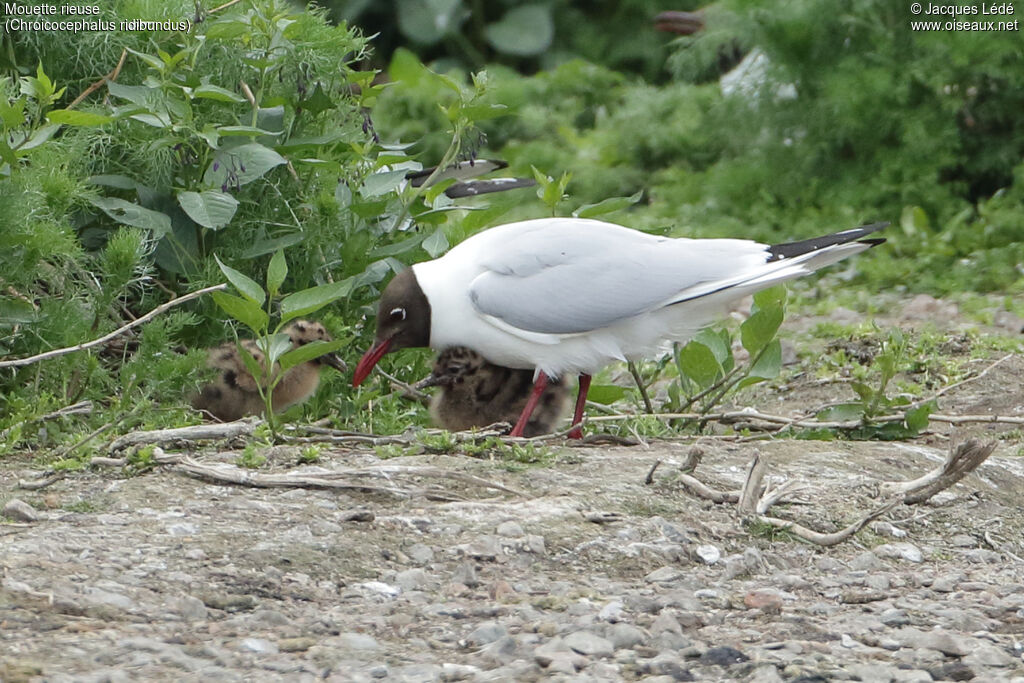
[193,320,346,421]
[420,346,569,437]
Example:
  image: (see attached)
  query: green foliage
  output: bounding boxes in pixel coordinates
[666,287,787,418]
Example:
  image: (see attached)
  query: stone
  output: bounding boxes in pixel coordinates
[645,566,685,584]
[598,600,624,622]
[175,595,209,621]
[496,521,524,538]
[744,588,783,614]
[2,499,40,522]
[395,568,429,591]
[337,632,380,652]
[695,544,721,564]
[699,646,749,666]
[238,638,278,654]
[963,644,1015,667]
[564,630,614,658]
[608,622,647,650]
[466,621,507,647]
[874,543,924,563]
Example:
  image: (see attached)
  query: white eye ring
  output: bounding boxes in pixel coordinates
[390,307,406,321]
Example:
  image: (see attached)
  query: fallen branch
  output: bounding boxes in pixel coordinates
[109,417,259,451]
[82,447,524,498]
[879,438,997,504]
[738,452,767,515]
[67,48,127,110]
[754,497,902,546]
[0,284,227,369]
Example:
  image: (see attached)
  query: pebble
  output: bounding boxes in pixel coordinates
[599,600,624,622]
[645,566,685,584]
[238,638,278,654]
[874,543,924,563]
[496,521,524,538]
[744,588,783,613]
[695,544,721,564]
[564,630,614,658]
[608,622,647,650]
[2,498,40,522]
[466,621,507,647]
[700,646,749,666]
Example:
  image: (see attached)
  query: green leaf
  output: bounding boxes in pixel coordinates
[106,81,156,107]
[850,381,874,402]
[741,339,781,386]
[216,125,281,137]
[422,228,449,257]
[360,169,408,198]
[177,190,239,229]
[751,286,787,312]
[126,47,165,71]
[88,197,171,239]
[740,306,783,356]
[215,255,266,305]
[266,250,287,298]
[678,341,723,389]
[87,174,138,190]
[258,332,293,366]
[297,82,335,116]
[194,83,247,103]
[485,5,554,56]
[47,110,114,126]
[20,124,60,150]
[0,297,37,325]
[587,384,628,405]
[573,191,644,218]
[205,143,287,187]
[211,291,269,332]
[238,232,305,258]
[367,232,427,258]
[396,0,464,45]
[279,339,346,372]
[904,401,935,434]
[280,279,354,323]
[815,403,865,422]
[693,327,733,368]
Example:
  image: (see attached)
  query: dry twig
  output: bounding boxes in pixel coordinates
[109,417,259,451]
[880,438,997,504]
[0,284,226,369]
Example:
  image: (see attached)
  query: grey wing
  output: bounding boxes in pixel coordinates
[468,226,769,335]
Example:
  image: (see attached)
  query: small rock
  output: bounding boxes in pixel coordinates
[496,521,524,538]
[598,600,624,622]
[564,630,614,658]
[278,637,317,653]
[964,549,1001,563]
[451,562,478,588]
[466,621,507,647]
[238,638,278,654]
[645,566,685,584]
[963,643,1015,667]
[395,568,429,592]
[355,581,400,598]
[333,633,379,656]
[175,595,208,621]
[925,662,975,682]
[849,551,886,570]
[608,622,647,650]
[880,608,910,626]
[744,588,783,614]
[489,580,516,601]
[646,653,694,680]
[440,662,481,681]
[874,543,923,563]
[747,664,784,683]
[406,543,434,565]
[2,499,39,522]
[950,534,976,548]
[700,646,748,667]
[166,522,199,536]
[917,630,974,656]
[651,611,683,636]
[695,544,721,564]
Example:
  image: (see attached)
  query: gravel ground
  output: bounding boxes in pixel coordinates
[3,436,1024,682]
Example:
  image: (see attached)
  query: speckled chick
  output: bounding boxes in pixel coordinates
[421,346,569,437]
[192,320,346,421]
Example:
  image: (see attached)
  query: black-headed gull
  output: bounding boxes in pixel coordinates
[418,346,570,437]
[353,217,886,437]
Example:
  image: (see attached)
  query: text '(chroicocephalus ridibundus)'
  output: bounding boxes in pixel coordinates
[352,217,887,437]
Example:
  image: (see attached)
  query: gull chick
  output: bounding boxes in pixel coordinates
[193,320,346,421]
[420,346,569,437]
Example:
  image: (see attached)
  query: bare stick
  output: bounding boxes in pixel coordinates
[677,473,739,503]
[378,367,431,403]
[0,284,227,369]
[209,0,244,14]
[755,497,901,546]
[644,460,661,485]
[738,452,767,514]
[17,471,66,490]
[909,353,1014,409]
[67,48,127,110]
[109,416,258,451]
[756,479,807,515]
[627,361,654,414]
[879,438,997,504]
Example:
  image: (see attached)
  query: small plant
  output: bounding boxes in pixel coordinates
[213,248,348,438]
[236,442,267,469]
[298,445,322,463]
[814,329,935,439]
[666,286,787,419]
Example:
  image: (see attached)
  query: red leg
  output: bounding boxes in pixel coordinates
[567,373,592,440]
[510,372,549,437]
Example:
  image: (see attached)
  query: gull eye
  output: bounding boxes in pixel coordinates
[389,307,407,321]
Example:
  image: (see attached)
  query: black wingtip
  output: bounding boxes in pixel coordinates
[768,221,889,262]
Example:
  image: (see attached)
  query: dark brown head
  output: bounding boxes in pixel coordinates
[352,268,432,386]
[284,319,347,372]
